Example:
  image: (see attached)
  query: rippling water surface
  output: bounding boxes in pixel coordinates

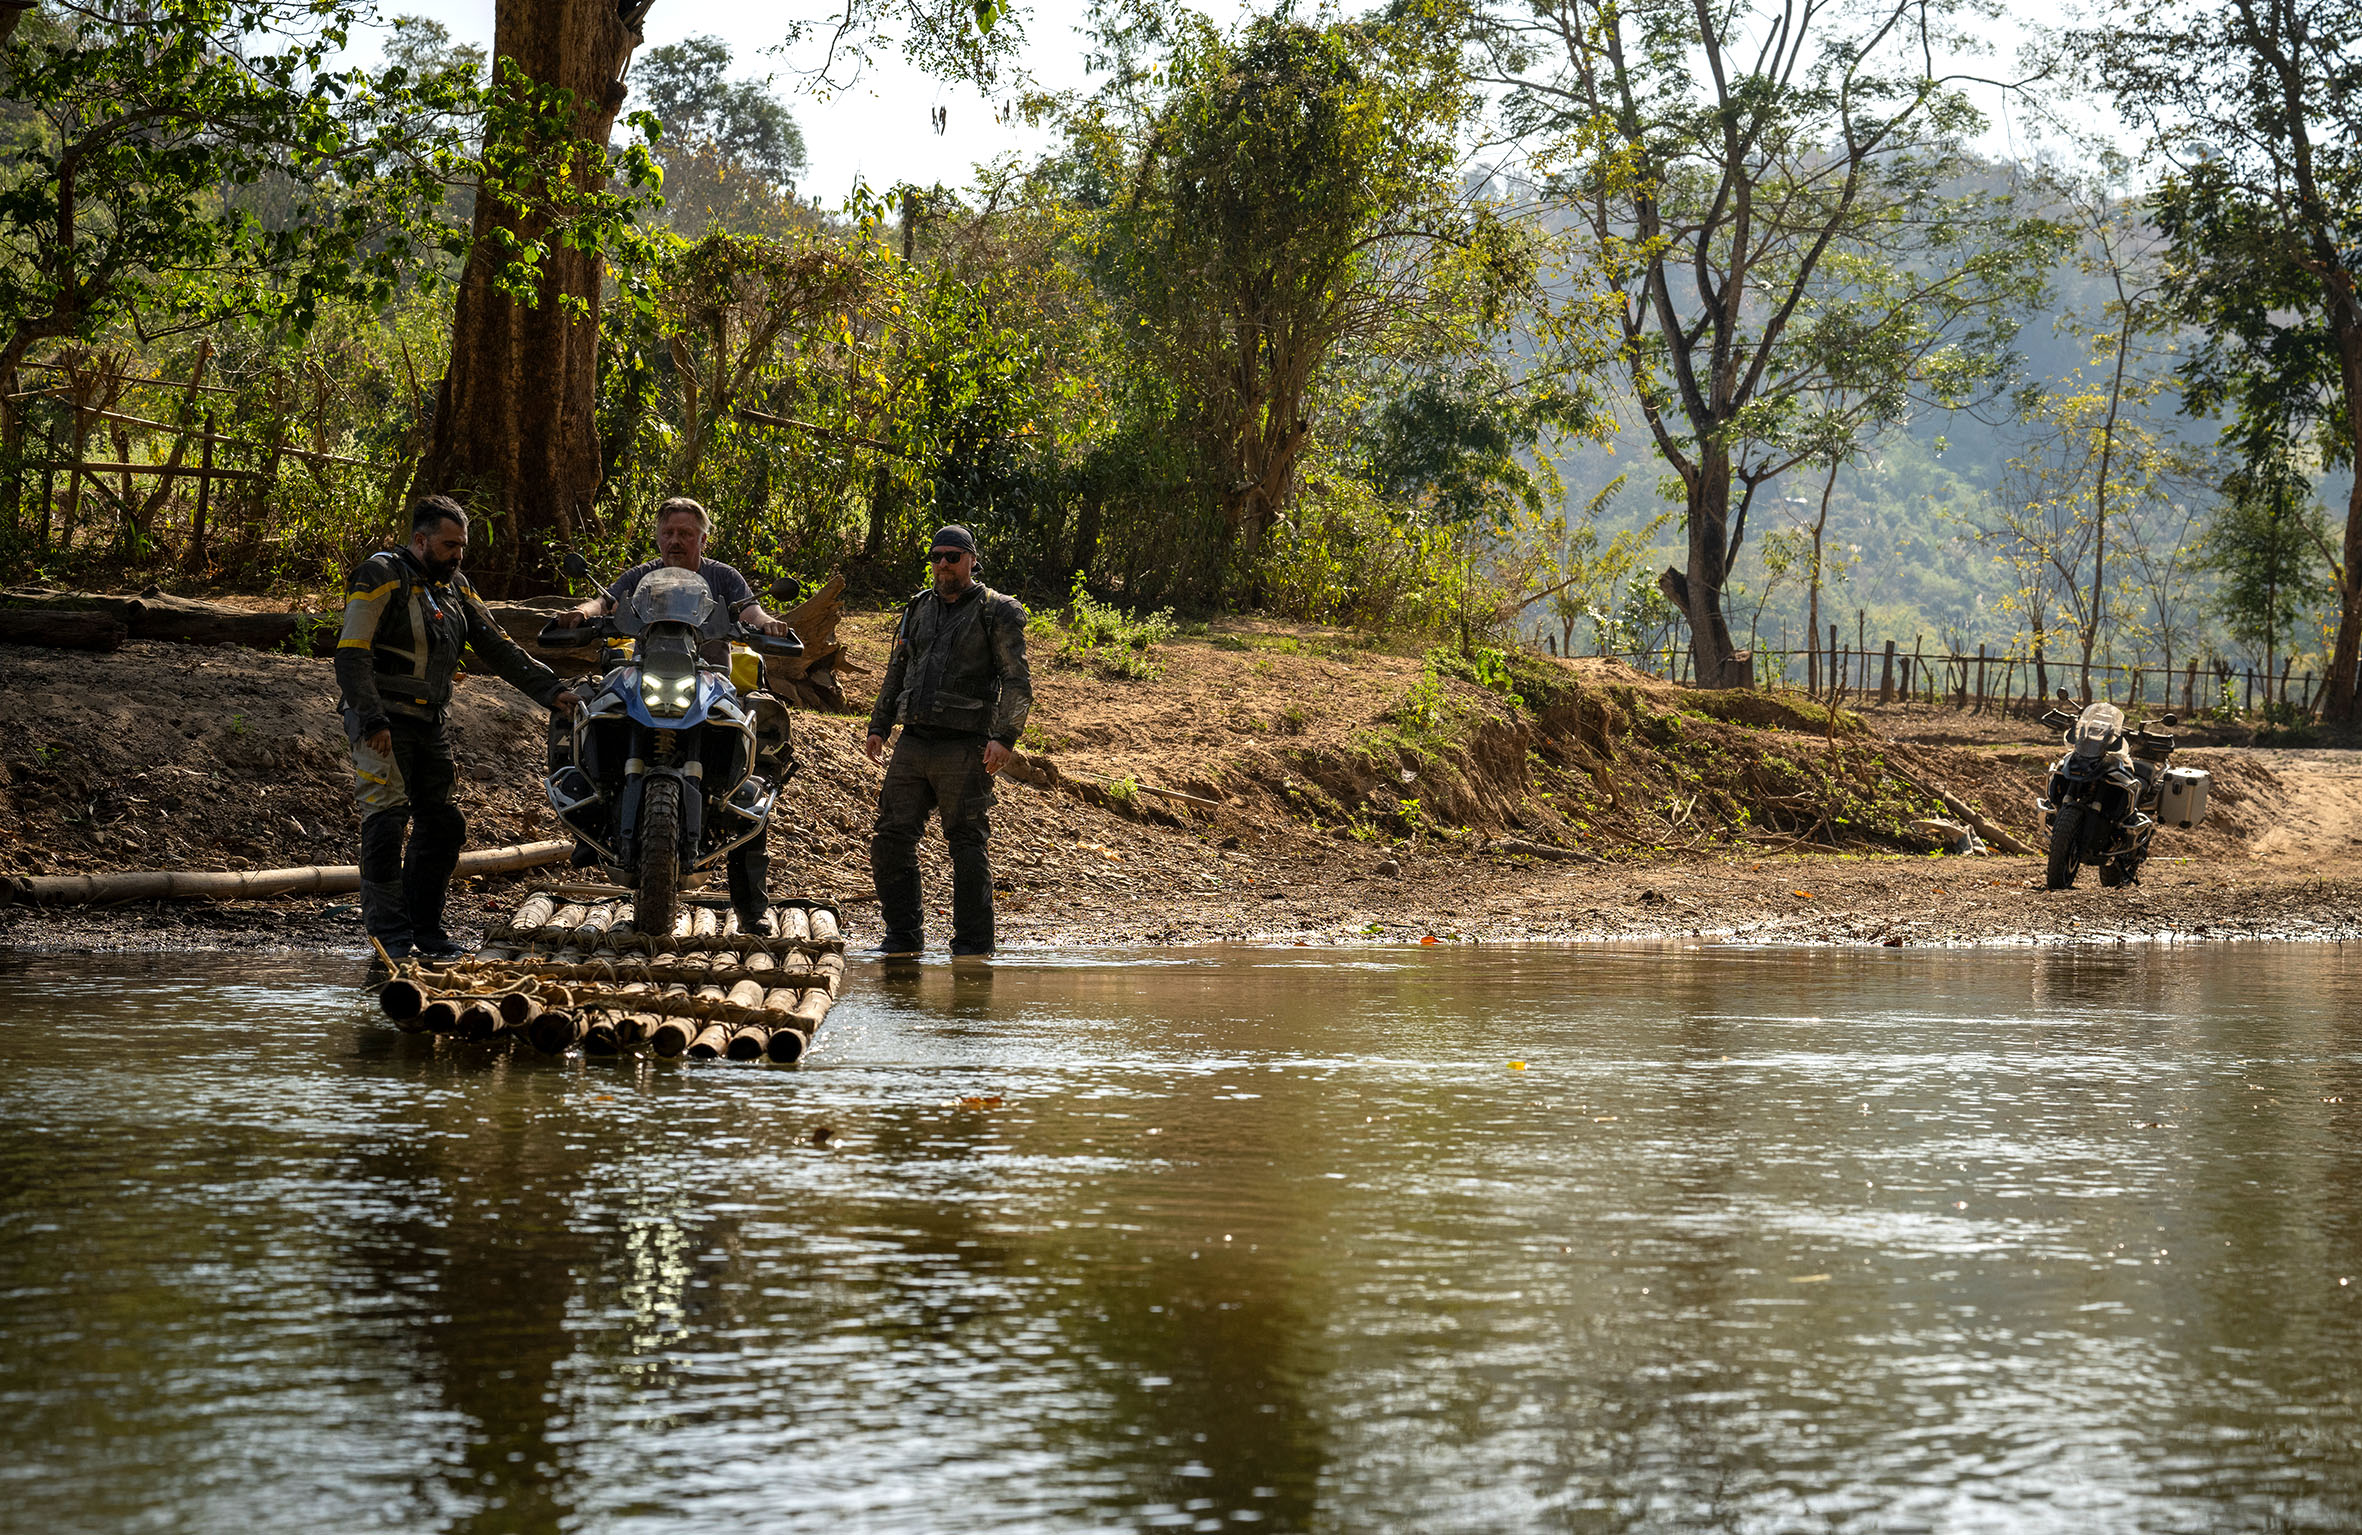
[2,942,2359,1533]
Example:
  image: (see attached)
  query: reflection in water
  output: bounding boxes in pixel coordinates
[1,942,2360,1532]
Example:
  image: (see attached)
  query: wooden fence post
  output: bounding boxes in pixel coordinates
[1879,639,1896,704]
[2244,668,2255,714]
[1911,635,1925,703]
[191,415,214,567]
[2278,657,2293,708]
[1974,644,1989,713]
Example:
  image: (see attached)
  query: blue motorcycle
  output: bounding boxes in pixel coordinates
[537,559,803,933]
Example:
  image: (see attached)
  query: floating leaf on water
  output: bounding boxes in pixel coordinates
[1419,935,1439,945]
[959,1095,1005,1109]
[1508,1061,1526,1070]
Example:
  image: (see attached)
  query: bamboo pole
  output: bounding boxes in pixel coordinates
[505,892,558,937]
[528,1009,586,1055]
[5,839,573,906]
[455,999,502,1040]
[379,977,429,1021]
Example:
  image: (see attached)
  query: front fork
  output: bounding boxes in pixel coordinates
[621,728,703,862]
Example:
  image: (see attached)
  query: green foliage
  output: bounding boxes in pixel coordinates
[1052,572,1174,679]
[2199,449,2334,677]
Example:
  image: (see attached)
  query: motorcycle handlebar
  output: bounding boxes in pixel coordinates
[536,619,610,647]
[737,624,804,658]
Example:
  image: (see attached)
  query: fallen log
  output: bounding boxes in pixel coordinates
[4,838,573,906]
[0,609,127,650]
[1885,761,2033,857]
[0,588,303,649]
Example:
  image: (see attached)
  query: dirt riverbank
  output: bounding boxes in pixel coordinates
[2,617,2358,953]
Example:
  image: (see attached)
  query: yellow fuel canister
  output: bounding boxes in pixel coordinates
[729,644,762,694]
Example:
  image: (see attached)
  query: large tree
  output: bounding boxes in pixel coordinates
[419,0,1020,592]
[2083,0,2362,717]
[1472,0,2051,687]
[1076,5,1564,593]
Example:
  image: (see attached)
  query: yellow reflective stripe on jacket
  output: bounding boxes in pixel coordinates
[337,577,400,651]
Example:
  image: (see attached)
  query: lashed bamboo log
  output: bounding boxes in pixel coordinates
[507,892,557,936]
[583,1017,622,1055]
[379,977,429,1021]
[807,908,841,944]
[498,993,541,1031]
[528,1009,586,1055]
[649,1016,696,1057]
[686,1022,731,1059]
[455,999,502,1040]
[765,1026,807,1063]
[417,999,460,1034]
[571,901,618,945]
[548,903,589,933]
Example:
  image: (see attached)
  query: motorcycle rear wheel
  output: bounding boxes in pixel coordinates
[637,775,681,936]
[2045,803,2083,891]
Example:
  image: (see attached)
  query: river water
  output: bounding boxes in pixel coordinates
[1,942,2358,1533]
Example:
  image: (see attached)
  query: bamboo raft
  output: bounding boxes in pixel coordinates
[372,887,847,1064]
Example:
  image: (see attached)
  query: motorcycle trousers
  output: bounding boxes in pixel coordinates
[345,710,465,946]
[868,731,996,951]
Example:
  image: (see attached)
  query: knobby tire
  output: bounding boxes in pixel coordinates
[638,775,681,936]
[2046,803,2083,891]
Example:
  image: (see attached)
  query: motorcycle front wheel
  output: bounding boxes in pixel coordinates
[637,774,681,936]
[2045,803,2083,891]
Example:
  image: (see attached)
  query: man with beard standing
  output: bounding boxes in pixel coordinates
[864,525,1032,961]
[335,496,580,959]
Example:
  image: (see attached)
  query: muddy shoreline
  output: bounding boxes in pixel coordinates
[5,852,2356,955]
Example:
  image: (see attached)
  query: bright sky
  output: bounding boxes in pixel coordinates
[365,0,1247,205]
[361,0,2081,207]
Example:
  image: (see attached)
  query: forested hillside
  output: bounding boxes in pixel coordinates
[2,0,2355,715]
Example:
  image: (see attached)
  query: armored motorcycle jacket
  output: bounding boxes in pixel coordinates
[333,547,565,732]
[867,582,1033,746]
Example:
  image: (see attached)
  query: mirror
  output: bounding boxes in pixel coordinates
[769,576,803,603]
[561,549,592,580]
[2159,713,2178,727]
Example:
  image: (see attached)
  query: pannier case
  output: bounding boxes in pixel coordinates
[2159,766,2211,829]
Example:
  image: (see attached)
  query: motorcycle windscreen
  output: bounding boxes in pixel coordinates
[619,566,722,637]
[2070,702,2124,758]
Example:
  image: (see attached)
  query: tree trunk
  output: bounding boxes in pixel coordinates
[1665,455,1749,689]
[2324,314,2362,720]
[414,0,645,597]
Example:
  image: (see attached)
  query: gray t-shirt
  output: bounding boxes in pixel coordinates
[604,558,758,620]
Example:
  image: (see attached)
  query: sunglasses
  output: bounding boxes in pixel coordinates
[930,551,970,564]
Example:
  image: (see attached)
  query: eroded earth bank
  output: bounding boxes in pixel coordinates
[2,616,2358,951]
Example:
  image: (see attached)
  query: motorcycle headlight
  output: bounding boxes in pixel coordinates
[640,672,698,718]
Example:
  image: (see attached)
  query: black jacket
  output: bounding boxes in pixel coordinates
[333,547,564,731]
[867,582,1033,745]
